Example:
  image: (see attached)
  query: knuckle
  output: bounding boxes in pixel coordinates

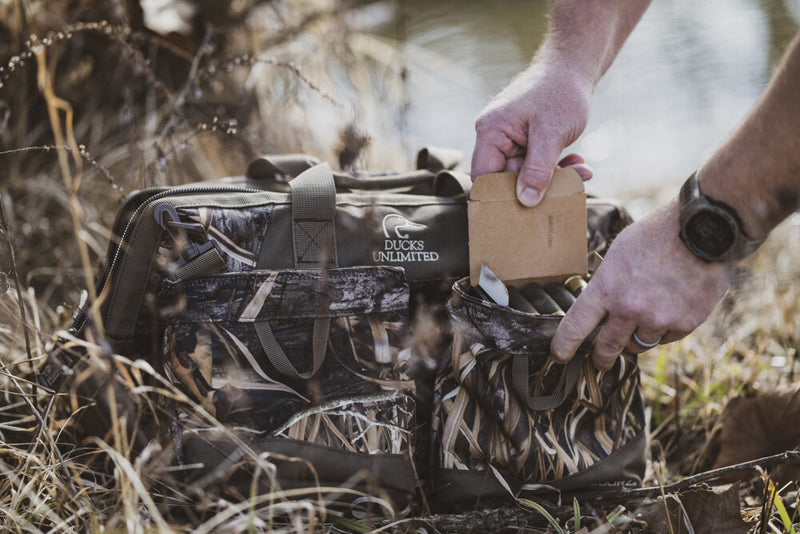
[592,353,618,371]
[616,295,650,320]
[594,338,625,357]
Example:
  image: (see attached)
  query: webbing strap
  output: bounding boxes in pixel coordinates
[289,163,338,268]
[257,163,337,379]
[512,353,586,411]
[254,318,330,379]
[174,247,227,279]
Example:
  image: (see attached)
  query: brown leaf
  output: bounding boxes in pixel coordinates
[638,494,688,534]
[713,384,800,478]
[639,486,749,534]
[679,485,750,534]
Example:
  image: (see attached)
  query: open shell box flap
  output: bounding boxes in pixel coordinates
[468,168,588,287]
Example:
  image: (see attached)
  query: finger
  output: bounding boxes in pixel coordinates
[471,128,523,178]
[557,153,585,166]
[557,154,593,181]
[515,129,563,206]
[566,163,593,181]
[551,292,607,364]
[470,141,509,179]
[591,317,637,370]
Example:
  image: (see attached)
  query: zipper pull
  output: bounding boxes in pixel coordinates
[154,204,228,278]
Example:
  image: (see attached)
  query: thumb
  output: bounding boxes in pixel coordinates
[515,135,563,207]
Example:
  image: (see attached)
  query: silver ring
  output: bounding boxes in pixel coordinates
[631,332,661,350]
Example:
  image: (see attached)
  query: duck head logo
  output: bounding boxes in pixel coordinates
[382,213,427,239]
[374,213,439,263]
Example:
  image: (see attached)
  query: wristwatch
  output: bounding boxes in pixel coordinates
[678,172,764,262]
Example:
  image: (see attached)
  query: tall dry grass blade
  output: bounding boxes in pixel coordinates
[33,43,100,338]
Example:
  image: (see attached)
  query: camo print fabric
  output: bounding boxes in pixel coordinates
[159,265,415,455]
[176,205,270,272]
[432,277,646,485]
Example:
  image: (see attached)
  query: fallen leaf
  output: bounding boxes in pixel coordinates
[679,485,750,533]
[638,485,749,534]
[712,384,800,482]
[637,494,687,534]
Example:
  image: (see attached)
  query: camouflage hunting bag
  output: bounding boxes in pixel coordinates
[429,277,648,506]
[40,145,638,511]
[40,148,471,509]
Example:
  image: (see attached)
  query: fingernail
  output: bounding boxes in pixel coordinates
[517,185,541,206]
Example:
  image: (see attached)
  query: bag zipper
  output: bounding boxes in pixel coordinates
[70,185,262,336]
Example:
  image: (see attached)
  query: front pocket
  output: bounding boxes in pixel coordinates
[158,266,415,454]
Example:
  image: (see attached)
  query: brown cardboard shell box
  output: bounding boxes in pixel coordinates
[468,168,588,287]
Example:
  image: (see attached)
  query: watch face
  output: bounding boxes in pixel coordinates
[685,211,735,258]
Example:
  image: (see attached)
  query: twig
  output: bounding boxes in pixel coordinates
[0,194,35,387]
[156,24,215,145]
[0,145,125,198]
[596,451,800,502]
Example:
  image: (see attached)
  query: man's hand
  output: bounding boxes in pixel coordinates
[551,200,733,369]
[471,62,594,206]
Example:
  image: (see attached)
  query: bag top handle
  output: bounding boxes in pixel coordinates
[245,147,470,196]
[288,162,338,269]
[256,163,337,380]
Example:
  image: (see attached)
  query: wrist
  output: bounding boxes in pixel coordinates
[533,40,600,91]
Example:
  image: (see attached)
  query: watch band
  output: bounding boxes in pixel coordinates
[678,172,765,262]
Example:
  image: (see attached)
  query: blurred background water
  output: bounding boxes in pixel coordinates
[371,0,800,201]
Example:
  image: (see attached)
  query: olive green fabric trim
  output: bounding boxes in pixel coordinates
[181,432,417,497]
[432,430,647,504]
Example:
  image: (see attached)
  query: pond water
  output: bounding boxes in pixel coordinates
[381,0,800,200]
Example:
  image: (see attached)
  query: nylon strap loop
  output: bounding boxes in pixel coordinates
[512,353,586,411]
[254,318,330,379]
[255,163,337,379]
[289,163,338,268]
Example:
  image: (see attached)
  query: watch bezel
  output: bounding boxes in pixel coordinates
[678,172,764,262]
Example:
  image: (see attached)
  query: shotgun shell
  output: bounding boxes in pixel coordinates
[520,282,564,316]
[564,275,588,297]
[508,286,538,313]
[544,282,577,312]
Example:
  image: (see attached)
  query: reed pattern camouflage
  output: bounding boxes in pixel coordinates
[40,155,643,509]
[158,204,416,456]
[431,278,646,498]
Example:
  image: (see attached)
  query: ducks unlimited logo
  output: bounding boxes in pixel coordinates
[373,213,440,263]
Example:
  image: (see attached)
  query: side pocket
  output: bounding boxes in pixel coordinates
[430,277,647,506]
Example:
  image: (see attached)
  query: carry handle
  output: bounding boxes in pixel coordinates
[289,163,338,268]
[512,353,586,411]
[246,147,470,195]
[255,318,331,380]
[253,163,338,379]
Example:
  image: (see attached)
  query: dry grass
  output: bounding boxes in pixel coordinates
[2,0,800,532]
